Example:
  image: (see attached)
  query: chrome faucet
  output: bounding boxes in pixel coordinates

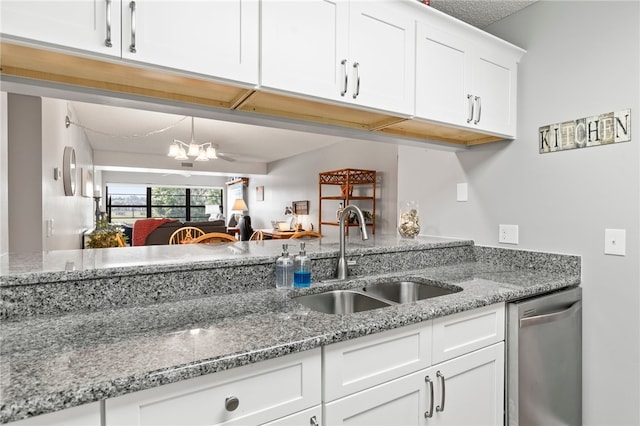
[335,205,369,280]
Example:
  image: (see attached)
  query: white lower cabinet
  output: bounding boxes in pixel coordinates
[105,348,321,426]
[323,343,504,426]
[323,303,505,426]
[426,342,504,425]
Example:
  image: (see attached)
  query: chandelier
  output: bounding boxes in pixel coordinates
[167,117,219,161]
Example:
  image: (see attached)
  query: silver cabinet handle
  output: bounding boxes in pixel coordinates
[473,95,482,124]
[225,396,239,411]
[340,59,348,96]
[466,94,474,123]
[310,415,319,425]
[129,1,137,53]
[352,62,360,99]
[424,375,434,418]
[104,0,112,47]
[520,300,582,328]
[436,371,446,412]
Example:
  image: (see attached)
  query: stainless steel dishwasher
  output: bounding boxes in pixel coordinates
[507,286,582,425]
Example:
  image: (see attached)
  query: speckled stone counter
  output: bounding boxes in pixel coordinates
[0,236,581,423]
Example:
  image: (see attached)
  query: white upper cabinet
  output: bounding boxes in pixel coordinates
[415,17,523,138]
[0,0,122,57]
[470,43,518,136]
[260,0,348,100]
[1,0,258,85]
[120,0,259,84]
[261,0,415,115]
[415,23,470,128]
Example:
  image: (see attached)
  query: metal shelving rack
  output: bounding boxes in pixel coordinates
[318,168,376,235]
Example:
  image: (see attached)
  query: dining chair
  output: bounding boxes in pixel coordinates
[168,226,205,244]
[191,232,238,244]
[290,231,323,239]
[249,230,264,241]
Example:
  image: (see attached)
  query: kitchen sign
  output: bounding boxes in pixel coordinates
[539,109,631,153]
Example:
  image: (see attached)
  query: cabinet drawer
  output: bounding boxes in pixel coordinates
[106,349,321,426]
[432,303,505,364]
[323,321,431,402]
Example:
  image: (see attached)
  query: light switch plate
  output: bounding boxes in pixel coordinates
[604,228,626,256]
[499,224,519,244]
[457,183,468,202]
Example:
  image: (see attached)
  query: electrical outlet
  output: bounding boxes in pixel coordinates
[604,228,626,256]
[499,224,519,244]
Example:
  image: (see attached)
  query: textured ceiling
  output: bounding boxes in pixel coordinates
[430,0,537,28]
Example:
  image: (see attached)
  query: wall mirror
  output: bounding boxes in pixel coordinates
[62,146,76,196]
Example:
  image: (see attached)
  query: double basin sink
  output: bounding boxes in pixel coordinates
[294,279,462,315]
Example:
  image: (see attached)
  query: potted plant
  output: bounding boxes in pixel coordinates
[87,220,128,248]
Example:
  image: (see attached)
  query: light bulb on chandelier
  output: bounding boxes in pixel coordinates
[168,117,220,162]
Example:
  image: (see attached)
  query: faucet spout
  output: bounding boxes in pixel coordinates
[335,205,369,280]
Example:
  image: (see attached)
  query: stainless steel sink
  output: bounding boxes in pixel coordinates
[362,280,462,304]
[294,290,392,314]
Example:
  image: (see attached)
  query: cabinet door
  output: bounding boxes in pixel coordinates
[415,22,471,127]
[347,1,415,115]
[260,0,349,100]
[470,46,518,137]
[0,0,121,57]
[121,0,258,84]
[324,370,428,426]
[260,405,321,426]
[429,343,504,426]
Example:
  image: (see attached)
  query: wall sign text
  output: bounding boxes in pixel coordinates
[539,109,631,153]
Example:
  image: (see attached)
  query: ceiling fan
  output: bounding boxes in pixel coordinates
[167,117,236,162]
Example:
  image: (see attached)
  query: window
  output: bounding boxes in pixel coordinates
[107,185,223,225]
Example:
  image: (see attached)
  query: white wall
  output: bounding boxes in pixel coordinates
[5,94,94,253]
[247,139,398,239]
[0,92,8,255]
[399,2,639,424]
[41,98,94,251]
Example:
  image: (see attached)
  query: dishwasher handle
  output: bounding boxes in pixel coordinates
[520,300,581,328]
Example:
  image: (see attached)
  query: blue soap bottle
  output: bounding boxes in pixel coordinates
[294,242,312,288]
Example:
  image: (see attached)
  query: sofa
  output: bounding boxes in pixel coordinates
[133,219,228,246]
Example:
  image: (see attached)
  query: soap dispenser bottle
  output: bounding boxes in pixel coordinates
[275,244,294,289]
[294,242,312,288]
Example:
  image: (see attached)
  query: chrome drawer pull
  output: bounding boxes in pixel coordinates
[474,95,482,124]
[466,94,474,123]
[129,1,137,53]
[105,0,112,47]
[225,396,239,411]
[436,370,446,412]
[340,59,348,96]
[310,415,319,425]
[424,375,434,418]
[352,62,360,99]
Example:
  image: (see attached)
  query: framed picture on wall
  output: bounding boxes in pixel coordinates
[293,200,309,215]
[81,168,93,198]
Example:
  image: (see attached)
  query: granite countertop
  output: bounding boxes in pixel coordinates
[0,235,470,286]
[0,237,581,423]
